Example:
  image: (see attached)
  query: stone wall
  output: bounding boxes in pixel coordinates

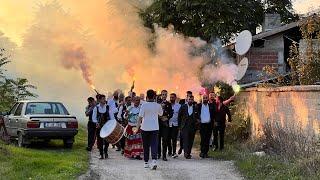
[236,85,320,137]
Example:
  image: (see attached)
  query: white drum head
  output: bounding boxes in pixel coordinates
[235,30,252,55]
[236,57,249,80]
[100,119,117,138]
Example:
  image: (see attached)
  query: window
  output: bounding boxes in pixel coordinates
[9,103,19,115]
[25,102,69,115]
[14,103,24,116]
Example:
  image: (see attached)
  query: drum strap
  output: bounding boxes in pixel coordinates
[97,105,110,126]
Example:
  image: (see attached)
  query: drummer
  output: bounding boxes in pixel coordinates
[92,94,111,159]
[123,96,143,160]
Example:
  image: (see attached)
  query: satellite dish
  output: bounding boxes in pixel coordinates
[235,30,252,55]
[236,57,249,80]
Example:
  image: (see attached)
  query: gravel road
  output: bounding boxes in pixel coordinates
[79,147,243,180]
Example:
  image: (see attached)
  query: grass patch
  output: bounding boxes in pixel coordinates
[0,125,88,180]
[209,143,320,180]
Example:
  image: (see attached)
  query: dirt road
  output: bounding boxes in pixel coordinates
[79,147,243,180]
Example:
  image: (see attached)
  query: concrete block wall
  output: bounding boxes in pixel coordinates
[236,85,320,137]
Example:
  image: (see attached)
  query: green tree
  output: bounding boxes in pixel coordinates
[0,49,37,112]
[140,0,297,42]
[263,0,298,23]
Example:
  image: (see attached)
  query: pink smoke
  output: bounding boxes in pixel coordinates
[61,45,93,85]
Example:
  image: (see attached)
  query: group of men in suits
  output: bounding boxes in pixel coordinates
[85,88,233,161]
[156,90,233,159]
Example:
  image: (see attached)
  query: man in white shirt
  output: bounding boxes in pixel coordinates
[139,93,146,104]
[92,94,110,159]
[137,90,163,170]
[167,93,181,158]
[107,91,119,120]
[197,94,215,158]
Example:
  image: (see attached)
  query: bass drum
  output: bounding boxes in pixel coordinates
[100,120,124,145]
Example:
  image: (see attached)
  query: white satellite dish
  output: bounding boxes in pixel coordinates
[235,30,252,55]
[236,57,249,80]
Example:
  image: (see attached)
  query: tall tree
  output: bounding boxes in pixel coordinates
[140,0,297,42]
[0,49,37,112]
[263,0,298,23]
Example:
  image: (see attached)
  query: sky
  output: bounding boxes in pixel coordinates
[0,0,319,119]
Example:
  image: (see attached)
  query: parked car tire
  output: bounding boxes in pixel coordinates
[18,132,28,148]
[63,139,73,149]
[43,139,51,144]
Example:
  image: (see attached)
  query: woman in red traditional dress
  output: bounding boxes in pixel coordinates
[123,96,143,159]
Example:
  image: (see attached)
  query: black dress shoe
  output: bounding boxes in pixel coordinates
[185,155,191,159]
[104,153,108,159]
[162,157,168,161]
[158,154,161,159]
[178,149,182,155]
[204,154,209,158]
[99,154,104,159]
[116,148,121,151]
[199,153,204,158]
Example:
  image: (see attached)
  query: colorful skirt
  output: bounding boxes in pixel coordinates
[124,125,143,158]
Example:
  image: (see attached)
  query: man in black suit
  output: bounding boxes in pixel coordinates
[179,91,193,105]
[178,95,198,159]
[158,90,173,161]
[209,92,235,149]
[178,90,192,155]
[85,97,96,151]
[213,96,232,150]
[197,94,215,158]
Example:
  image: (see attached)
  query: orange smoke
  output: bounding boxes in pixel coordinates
[62,45,93,86]
[0,0,237,116]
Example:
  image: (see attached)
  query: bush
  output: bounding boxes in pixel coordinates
[225,104,251,142]
[296,155,320,176]
[261,120,319,160]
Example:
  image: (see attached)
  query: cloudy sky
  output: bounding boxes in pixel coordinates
[0,0,319,118]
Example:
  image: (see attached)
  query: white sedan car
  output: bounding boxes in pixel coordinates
[1,101,78,148]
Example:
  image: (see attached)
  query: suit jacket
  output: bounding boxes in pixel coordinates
[179,99,197,106]
[158,100,173,127]
[179,99,186,105]
[178,104,198,130]
[197,103,215,126]
[214,104,231,127]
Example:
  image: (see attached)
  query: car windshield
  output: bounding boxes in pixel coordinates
[25,102,69,115]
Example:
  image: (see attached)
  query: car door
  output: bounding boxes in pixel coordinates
[10,103,24,136]
[5,103,19,136]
